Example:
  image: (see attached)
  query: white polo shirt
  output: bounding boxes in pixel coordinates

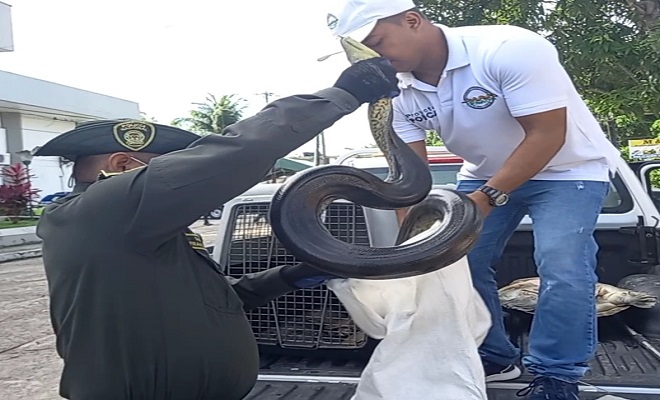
[392,24,621,182]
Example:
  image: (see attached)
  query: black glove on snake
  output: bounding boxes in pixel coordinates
[334,57,401,104]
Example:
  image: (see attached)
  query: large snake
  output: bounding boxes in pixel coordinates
[269,37,484,280]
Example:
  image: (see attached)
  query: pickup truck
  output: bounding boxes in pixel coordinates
[211,147,660,399]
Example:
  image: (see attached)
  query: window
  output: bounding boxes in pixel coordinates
[641,165,660,212]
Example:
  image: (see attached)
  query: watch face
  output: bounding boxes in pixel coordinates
[494,193,509,206]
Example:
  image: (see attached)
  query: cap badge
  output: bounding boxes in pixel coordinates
[112,121,156,152]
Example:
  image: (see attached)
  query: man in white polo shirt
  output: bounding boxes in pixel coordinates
[327,1,622,399]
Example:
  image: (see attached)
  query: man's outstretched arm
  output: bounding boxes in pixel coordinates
[79,58,401,251]
[225,262,338,311]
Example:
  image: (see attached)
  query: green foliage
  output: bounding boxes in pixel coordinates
[0,163,40,222]
[651,170,660,189]
[619,145,632,161]
[652,118,660,136]
[172,94,247,135]
[425,130,444,146]
[415,0,660,141]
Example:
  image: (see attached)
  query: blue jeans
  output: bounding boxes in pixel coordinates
[456,179,609,383]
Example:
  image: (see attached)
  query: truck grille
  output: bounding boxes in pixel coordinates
[224,201,370,349]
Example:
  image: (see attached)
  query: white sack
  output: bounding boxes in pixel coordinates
[327,228,492,400]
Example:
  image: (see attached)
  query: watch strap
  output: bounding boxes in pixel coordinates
[477,185,508,206]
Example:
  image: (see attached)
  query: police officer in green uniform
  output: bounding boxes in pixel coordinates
[34,58,400,400]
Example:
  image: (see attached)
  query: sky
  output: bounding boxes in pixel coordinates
[1,0,377,156]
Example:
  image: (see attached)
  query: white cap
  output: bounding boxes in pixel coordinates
[327,0,417,42]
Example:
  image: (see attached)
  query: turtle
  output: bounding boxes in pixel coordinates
[498,277,658,317]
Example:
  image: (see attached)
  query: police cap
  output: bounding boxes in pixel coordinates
[33,119,201,161]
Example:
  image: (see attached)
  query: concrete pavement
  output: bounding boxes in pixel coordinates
[0,244,43,263]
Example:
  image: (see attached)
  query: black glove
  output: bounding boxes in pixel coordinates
[333,57,401,104]
[280,262,341,289]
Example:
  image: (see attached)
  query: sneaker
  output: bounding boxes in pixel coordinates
[516,377,579,399]
[484,361,522,382]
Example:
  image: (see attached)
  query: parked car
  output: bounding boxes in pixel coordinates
[33,191,72,216]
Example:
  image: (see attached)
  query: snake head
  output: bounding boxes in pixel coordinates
[340,36,381,64]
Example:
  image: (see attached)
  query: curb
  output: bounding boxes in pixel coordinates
[0,225,39,248]
[0,248,43,263]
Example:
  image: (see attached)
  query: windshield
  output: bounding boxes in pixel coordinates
[363,164,461,185]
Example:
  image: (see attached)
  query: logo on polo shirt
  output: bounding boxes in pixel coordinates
[405,106,438,124]
[462,86,498,110]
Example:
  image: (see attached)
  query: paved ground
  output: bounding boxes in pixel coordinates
[0,257,61,400]
[190,219,221,248]
[0,220,221,400]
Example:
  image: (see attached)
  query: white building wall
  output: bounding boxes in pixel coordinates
[21,116,75,196]
[0,70,140,120]
[0,114,6,153]
[0,2,13,52]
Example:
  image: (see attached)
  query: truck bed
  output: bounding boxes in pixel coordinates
[251,319,660,399]
[255,334,660,387]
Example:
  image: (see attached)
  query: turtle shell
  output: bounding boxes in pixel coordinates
[618,273,660,338]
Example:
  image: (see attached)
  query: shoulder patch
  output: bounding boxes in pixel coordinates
[185,232,207,251]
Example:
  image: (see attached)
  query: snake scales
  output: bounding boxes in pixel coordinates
[269,37,484,279]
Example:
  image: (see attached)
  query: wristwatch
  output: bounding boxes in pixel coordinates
[477,185,510,207]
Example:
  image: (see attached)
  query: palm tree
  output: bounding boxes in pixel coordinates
[172,94,247,135]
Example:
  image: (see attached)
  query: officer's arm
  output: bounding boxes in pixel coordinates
[224,268,296,311]
[392,101,430,224]
[123,88,359,249]
[225,260,340,310]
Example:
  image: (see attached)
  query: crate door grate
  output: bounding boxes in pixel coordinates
[226,202,369,349]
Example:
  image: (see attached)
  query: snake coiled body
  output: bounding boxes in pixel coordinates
[269,37,483,280]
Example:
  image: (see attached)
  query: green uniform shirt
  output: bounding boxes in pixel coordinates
[37,88,359,400]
